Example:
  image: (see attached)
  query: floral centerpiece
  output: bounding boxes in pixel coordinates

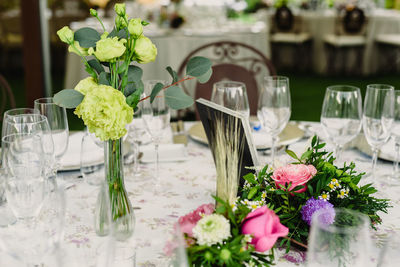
[54,3,212,239]
[179,137,390,265]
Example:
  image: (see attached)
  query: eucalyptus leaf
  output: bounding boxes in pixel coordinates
[53,89,84,109]
[88,59,104,74]
[186,56,212,77]
[196,67,212,84]
[166,66,178,83]
[127,65,143,83]
[85,65,97,79]
[99,72,111,86]
[126,90,141,109]
[164,85,194,109]
[74,27,100,48]
[118,61,129,74]
[150,83,164,103]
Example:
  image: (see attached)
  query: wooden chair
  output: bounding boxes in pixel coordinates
[324,7,367,75]
[270,6,312,71]
[0,74,16,122]
[177,41,276,120]
[375,34,400,73]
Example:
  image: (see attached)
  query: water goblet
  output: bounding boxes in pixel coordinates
[307,208,373,267]
[211,81,250,118]
[142,80,170,183]
[34,97,69,169]
[257,76,291,166]
[320,85,362,161]
[1,108,40,138]
[362,84,394,180]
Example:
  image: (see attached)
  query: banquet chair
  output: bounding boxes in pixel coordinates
[270,6,312,71]
[177,41,276,120]
[375,34,400,73]
[323,7,367,75]
[0,13,23,69]
[0,74,16,122]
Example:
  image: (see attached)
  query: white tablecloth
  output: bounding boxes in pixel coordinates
[1,122,400,266]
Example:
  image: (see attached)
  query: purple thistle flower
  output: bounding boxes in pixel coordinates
[301,198,335,226]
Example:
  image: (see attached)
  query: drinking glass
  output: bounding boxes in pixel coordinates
[363,84,394,179]
[388,90,400,183]
[307,208,373,267]
[1,133,46,221]
[142,80,170,181]
[211,81,250,118]
[81,129,104,186]
[127,95,149,177]
[1,108,40,137]
[257,76,291,165]
[321,85,362,160]
[34,97,69,166]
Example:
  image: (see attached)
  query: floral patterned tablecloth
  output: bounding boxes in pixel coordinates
[2,122,400,266]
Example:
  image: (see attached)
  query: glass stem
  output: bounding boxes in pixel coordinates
[155,142,159,181]
[371,148,379,179]
[271,136,278,167]
[393,143,400,178]
[133,141,140,174]
[334,144,342,162]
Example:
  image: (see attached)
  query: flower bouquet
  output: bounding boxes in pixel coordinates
[54,3,212,239]
[239,136,390,250]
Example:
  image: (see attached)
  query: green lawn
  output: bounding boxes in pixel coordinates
[4,70,400,130]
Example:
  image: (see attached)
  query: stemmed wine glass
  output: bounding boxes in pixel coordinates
[2,108,40,137]
[307,208,373,267]
[34,97,69,171]
[362,84,394,180]
[320,85,362,161]
[385,90,400,184]
[257,76,291,166]
[127,94,149,178]
[211,81,250,118]
[142,80,170,182]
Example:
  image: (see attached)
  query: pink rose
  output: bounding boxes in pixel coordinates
[271,164,317,193]
[241,206,289,252]
[178,203,214,237]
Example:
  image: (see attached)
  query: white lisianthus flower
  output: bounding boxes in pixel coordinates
[192,214,231,246]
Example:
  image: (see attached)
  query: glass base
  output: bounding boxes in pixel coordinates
[0,205,17,227]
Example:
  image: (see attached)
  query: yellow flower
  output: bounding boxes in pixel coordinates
[74,77,98,95]
[89,37,126,62]
[128,18,143,39]
[57,26,74,44]
[132,36,157,64]
[328,184,335,189]
[74,84,133,141]
[331,179,337,183]
[68,41,89,56]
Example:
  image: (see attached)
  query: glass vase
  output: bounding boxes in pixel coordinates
[104,138,135,241]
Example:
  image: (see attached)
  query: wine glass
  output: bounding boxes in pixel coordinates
[34,97,69,168]
[362,84,395,180]
[257,76,291,165]
[1,133,46,222]
[142,80,170,182]
[211,81,250,118]
[1,108,40,138]
[320,85,362,160]
[388,90,400,183]
[307,208,373,267]
[127,95,149,178]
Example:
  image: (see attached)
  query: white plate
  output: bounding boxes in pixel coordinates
[188,120,304,150]
[140,144,188,163]
[355,134,397,162]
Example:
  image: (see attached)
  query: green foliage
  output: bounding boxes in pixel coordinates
[165,85,194,109]
[74,27,100,48]
[187,197,274,267]
[150,82,164,103]
[186,57,212,77]
[166,66,178,84]
[53,89,84,108]
[240,136,391,247]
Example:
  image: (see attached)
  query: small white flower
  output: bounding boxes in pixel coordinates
[243,234,252,243]
[319,192,330,201]
[193,214,231,246]
[261,191,267,198]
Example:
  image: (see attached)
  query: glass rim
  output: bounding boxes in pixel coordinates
[326,85,360,93]
[34,97,55,105]
[264,75,289,82]
[4,113,48,124]
[213,80,246,88]
[4,108,40,116]
[1,132,42,144]
[311,207,369,234]
[366,84,395,91]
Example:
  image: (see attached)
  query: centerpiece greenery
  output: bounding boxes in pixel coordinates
[54,3,212,239]
[178,137,390,265]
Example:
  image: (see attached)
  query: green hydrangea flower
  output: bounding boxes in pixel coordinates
[68,41,89,57]
[128,18,143,39]
[75,84,133,141]
[89,37,126,62]
[57,26,74,44]
[132,36,157,64]
[74,77,98,95]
